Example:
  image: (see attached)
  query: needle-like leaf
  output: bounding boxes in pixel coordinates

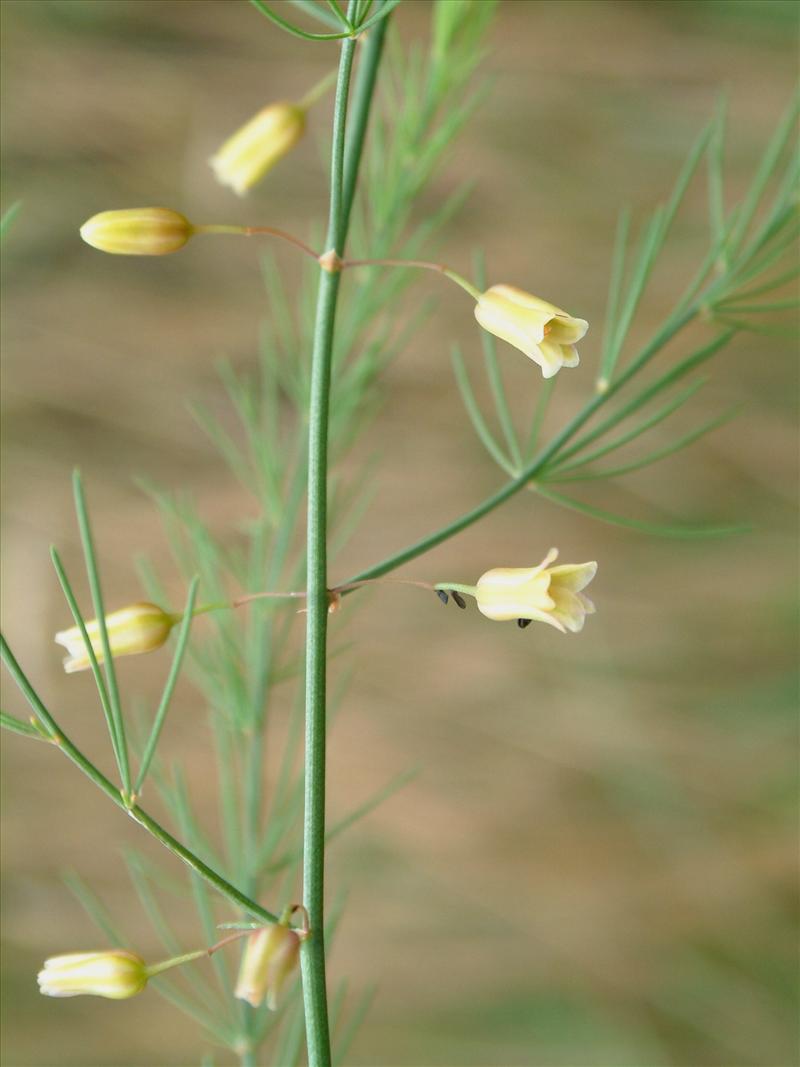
[551,407,740,484]
[548,378,708,478]
[451,344,516,475]
[72,471,131,798]
[50,545,122,776]
[134,576,199,797]
[535,485,749,539]
[0,710,48,740]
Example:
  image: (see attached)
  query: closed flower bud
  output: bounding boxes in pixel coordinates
[37,951,148,1000]
[474,285,588,378]
[476,549,597,632]
[80,208,193,255]
[234,923,300,1011]
[210,102,306,196]
[55,602,176,674]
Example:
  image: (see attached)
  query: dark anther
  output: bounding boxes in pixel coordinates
[451,591,467,610]
[436,589,449,606]
[517,618,532,629]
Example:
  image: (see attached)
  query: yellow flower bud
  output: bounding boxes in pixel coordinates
[55,602,176,674]
[37,950,148,1000]
[209,102,306,196]
[476,549,597,631]
[234,923,300,1011]
[474,285,588,378]
[80,208,193,255]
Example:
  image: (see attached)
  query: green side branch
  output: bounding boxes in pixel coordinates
[0,632,278,926]
[343,95,796,580]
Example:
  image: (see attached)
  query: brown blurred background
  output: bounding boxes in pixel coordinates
[1,1,798,1065]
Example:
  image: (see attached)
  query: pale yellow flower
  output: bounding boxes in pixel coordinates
[474,285,588,378]
[80,208,193,255]
[55,602,175,674]
[234,924,300,1011]
[476,549,597,631]
[37,951,148,1000]
[210,103,306,196]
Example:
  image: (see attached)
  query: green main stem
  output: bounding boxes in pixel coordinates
[302,41,353,1067]
[301,7,388,1066]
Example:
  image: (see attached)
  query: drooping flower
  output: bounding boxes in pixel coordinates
[234,923,301,1011]
[55,602,176,674]
[474,285,588,378]
[475,549,597,631]
[209,102,306,196]
[80,208,193,255]
[37,951,148,1000]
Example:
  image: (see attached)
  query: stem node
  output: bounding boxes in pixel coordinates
[318,249,343,273]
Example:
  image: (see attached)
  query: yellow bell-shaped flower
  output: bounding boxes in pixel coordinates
[474,285,588,378]
[37,950,148,1000]
[210,102,306,196]
[234,923,301,1011]
[476,549,597,631]
[55,602,176,674]
[80,208,193,255]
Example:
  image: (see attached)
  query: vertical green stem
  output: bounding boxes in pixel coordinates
[301,9,388,1065]
[302,19,357,1067]
[340,12,389,238]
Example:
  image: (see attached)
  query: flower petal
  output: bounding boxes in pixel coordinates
[529,609,568,633]
[476,566,556,621]
[475,292,551,354]
[490,285,564,316]
[210,104,306,197]
[578,592,596,614]
[477,565,545,589]
[548,316,589,345]
[561,344,580,368]
[535,338,573,378]
[548,561,597,592]
[476,587,556,621]
[548,587,589,632]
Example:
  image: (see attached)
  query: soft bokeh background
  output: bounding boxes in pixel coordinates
[1,1,798,1065]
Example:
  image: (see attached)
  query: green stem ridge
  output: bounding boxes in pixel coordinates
[302,5,386,1064]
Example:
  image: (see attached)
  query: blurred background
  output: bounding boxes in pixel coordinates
[1,1,798,1065]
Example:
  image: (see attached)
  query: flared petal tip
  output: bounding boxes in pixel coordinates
[579,593,596,615]
[580,561,598,583]
[234,986,262,1008]
[208,157,249,197]
[61,656,87,674]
